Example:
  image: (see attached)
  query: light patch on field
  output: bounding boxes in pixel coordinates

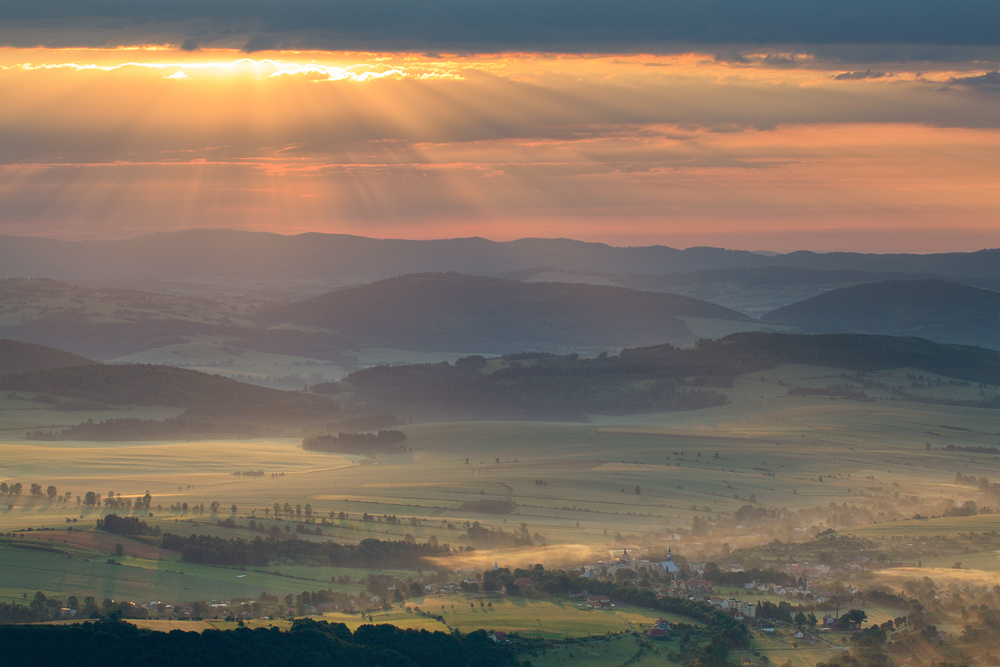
[871,566,1000,587]
[430,544,601,571]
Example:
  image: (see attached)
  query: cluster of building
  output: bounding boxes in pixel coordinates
[576,547,680,579]
[646,618,673,639]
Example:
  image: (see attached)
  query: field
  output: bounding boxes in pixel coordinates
[2,361,999,649]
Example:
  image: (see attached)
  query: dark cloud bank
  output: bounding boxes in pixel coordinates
[1,0,997,54]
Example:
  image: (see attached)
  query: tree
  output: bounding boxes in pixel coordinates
[115,543,125,556]
[0,482,7,494]
[231,504,237,515]
[296,504,302,517]
[45,485,57,499]
[304,503,312,519]
[837,609,867,630]
[634,485,641,495]
[84,491,98,506]
[67,596,79,611]
[210,501,221,514]
[10,483,22,495]
[794,611,806,629]
[807,613,818,630]
[82,596,98,617]
[30,483,43,497]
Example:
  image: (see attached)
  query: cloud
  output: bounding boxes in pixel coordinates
[835,69,890,80]
[242,34,278,53]
[948,71,1000,91]
[180,37,201,51]
[1,1,997,54]
[714,52,750,64]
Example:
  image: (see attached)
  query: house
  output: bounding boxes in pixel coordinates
[513,577,534,590]
[653,619,671,631]
[737,601,757,618]
[742,657,755,665]
[823,615,837,628]
[685,580,713,594]
[587,595,611,609]
[647,627,670,639]
[490,631,508,643]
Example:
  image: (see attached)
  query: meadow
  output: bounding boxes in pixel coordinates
[1,361,998,651]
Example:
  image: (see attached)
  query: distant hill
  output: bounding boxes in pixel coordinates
[0,364,336,417]
[2,230,996,286]
[0,339,98,374]
[256,272,753,352]
[337,332,1000,420]
[761,280,1000,349]
[502,266,991,316]
[0,278,353,362]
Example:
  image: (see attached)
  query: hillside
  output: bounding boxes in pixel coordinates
[335,332,1000,420]
[256,272,753,352]
[503,266,982,316]
[0,364,338,418]
[2,230,996,288]
[0,278,353,363]
[761,279,1000,349]
[0,339,98,374]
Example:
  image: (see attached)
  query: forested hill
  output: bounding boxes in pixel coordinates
[0,364,336,416]
[623,332,1000,385]
[0,339,98,374]
[256,272,752,352]
[761,279,1000,349]
[336,333,1000,420]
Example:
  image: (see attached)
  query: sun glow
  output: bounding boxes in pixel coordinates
[1,47,997,249]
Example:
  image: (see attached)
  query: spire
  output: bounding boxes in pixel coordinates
[494,560,499,571]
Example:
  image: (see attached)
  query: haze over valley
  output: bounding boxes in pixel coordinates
[2,2,999,666]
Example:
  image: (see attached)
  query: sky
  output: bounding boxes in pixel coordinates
[1,1,998,252]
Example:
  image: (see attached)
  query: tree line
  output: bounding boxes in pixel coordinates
[0,616,518,667]
[302,430,407,454]
[159,533,451,569]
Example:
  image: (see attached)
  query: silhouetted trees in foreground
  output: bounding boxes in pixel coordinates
[0,616,518,667]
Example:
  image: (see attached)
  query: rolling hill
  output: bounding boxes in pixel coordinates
[0,339,98,374]
[334,332,1000,420]
[0,364,339,417]
[2,230,996,288]
[761,279,1000,349]
[502,266,988,316]
[255,272,755,352]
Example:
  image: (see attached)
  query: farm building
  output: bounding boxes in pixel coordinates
[587,595,611,609]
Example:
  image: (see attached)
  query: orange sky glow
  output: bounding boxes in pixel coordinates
[1,47,997,251]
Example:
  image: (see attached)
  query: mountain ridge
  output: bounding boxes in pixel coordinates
[2,230,996,285]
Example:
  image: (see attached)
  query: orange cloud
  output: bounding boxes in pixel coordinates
[0,48,997,251]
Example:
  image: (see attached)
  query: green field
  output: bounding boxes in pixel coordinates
[2,361,998,637]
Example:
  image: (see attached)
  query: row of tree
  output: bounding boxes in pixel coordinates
[159,533,452,569]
